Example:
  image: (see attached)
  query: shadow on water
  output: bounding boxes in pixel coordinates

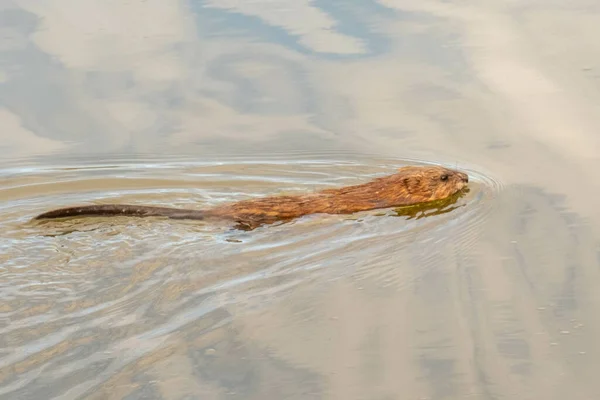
[392,187,470,220]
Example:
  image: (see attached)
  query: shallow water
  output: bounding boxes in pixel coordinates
[3,1,600,399]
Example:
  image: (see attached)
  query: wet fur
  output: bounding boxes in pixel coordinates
[34,166,469,230]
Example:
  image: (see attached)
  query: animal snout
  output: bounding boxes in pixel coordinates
[459,173,469,183]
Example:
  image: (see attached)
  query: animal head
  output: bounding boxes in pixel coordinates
[399,165,469,201]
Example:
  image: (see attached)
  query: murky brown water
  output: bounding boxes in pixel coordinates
[3,1,600,399]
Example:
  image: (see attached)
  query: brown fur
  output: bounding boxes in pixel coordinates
[34,165,468,230]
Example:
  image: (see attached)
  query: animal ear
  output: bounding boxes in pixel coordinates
[402,178,412,193]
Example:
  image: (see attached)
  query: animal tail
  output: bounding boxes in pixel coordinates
[34,204,206,220]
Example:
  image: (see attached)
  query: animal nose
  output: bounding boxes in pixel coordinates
[461,174,469,183]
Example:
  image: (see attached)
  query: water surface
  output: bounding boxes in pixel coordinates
[2,1,600,399]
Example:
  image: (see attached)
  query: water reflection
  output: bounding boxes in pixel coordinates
[2,0,600,399]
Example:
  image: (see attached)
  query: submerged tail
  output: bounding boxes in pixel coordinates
[34,204,206,220]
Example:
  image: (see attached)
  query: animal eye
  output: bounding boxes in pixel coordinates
[440,174,448,181]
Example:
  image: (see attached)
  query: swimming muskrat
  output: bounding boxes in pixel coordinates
[34,165,469,230]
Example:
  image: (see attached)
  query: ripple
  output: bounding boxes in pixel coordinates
[0,153,501,396]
